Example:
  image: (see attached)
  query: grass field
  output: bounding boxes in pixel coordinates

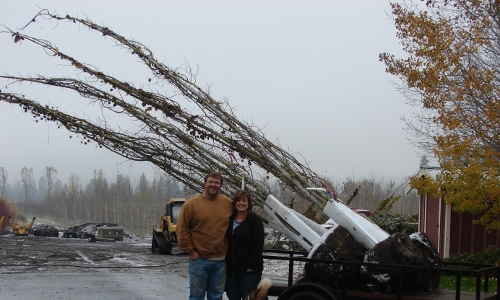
[440,275,498,293]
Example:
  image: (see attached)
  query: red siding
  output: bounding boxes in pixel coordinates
[421,193,500,257]
[419,194,441,252]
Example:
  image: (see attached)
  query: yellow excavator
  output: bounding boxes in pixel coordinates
[9,216,36,236]
[152,198,185,255]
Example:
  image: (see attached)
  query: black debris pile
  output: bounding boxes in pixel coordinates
[33,224,62,237]
[62,223,137,242]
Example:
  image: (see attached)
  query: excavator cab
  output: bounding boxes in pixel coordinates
[152,198,185,255]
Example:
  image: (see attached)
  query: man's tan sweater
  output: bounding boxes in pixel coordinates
[177,194,233,258]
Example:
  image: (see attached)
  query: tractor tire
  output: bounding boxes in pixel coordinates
[163,242,173,255]
[152,231,172,255]
[277,282,338,300]
[152,234,160,254]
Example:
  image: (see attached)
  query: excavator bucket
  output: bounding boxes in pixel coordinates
[9,216,36,236]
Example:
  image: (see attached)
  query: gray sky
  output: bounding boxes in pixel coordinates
[0,1,422,186]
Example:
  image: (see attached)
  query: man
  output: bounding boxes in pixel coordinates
[177,171,233,300]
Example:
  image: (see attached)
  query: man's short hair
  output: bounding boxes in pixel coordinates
[204,171,223,185]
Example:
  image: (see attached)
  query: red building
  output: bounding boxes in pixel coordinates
[419,192,500,258]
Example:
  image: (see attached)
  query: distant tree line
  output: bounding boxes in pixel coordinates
[339,178,418,216]
[0,166,419,235]
[0,166,189,235]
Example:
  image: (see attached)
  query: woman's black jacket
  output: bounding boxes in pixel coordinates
[226,212,264,275]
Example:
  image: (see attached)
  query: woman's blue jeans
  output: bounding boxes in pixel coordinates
[189,258,227,300]
[225,271,262,300]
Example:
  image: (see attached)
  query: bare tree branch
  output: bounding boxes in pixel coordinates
[0,10,335,221]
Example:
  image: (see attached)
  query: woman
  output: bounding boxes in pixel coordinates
[225,190,265,300]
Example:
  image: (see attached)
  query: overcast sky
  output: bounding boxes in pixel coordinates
[0,1,423,188]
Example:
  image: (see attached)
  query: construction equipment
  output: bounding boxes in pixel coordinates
[264,194,389,253]
[263,194,407,299]
[0,216,4,233]
[152,198,185,255]
[9,216,36,236]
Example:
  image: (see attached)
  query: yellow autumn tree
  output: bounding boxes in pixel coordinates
[380,0,500,229]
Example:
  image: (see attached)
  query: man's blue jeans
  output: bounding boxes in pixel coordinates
[189,258,227,300]
[225,271,262,300]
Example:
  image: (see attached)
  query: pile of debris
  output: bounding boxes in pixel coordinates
[33,224,62,237]
[62,223,137,242]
